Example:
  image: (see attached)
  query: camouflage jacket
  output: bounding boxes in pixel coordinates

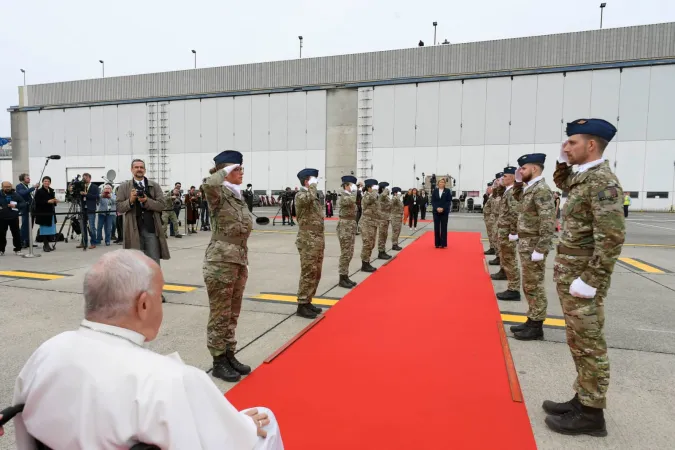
[496,185,520,238]
[512,178,555,253]
[361,190,379,221]
[377,190,392,221]
[295,183,325,231]
[483,196,493,217]
[390,195,404,219]
[491,185,505,221]
[339,191,357,220]
[554,160,626,288]
[202,170,252,265]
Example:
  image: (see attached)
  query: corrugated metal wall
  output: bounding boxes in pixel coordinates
[25,22,675,108]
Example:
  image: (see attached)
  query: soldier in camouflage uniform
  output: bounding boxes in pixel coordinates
[489,172,505,275]
[359,179,379,273]
[202,150,252,382]
[483,181,495,255]
[294,168,326,319]
[543,119,625,437]
[390,187,404,251]
[337,175,358,289]
[510,153,555,340]
[161,187,182,239]
[376,181,393,260]
[494,166,521,301]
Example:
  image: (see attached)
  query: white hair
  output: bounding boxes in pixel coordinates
[83,249,157,319]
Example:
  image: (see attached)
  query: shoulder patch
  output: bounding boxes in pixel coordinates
[597,187,618,201]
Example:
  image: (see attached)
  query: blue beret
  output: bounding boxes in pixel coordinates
[487,181,493,186]
[341,175,357,184]
[214,150,243,166]
[503,166,517,175]
[392,187,401,194]
[297,168,319,181]
[495,172,504,179]
[364,179,378,187]
[378,181,390,189]
[517,153,546,167]
[566,118,617,142]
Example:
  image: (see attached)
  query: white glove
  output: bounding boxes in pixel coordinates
[515,169,523,183]
[350,184,357,192]
[308,176,318,186]
[569,277,597,299]
[558,141,569,165]
[224,164,241,175]
[531,250,544,262]
[508,234,519,241]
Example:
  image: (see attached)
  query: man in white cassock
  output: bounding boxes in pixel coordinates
[12,249,284,450]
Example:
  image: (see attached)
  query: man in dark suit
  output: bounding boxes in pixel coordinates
[77,173,100,249]
[431,177,452,248]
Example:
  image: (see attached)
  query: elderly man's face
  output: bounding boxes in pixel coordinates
[2,181,12,193]
[136,264,165,341]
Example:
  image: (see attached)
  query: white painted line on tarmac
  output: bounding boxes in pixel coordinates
[629,222,675,231]
[626,219,675,223]
[637,328,675,334]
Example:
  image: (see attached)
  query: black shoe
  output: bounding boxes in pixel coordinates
[43,242,52,253]
[488,257,501,266]
[542,394,581,415]
[484,248,496,255]
[361,261,377,272]
[346,277,357,287]
[378,251,392,260]
[490,269,507,280]
[212,355,241,382]
[392,245,403,251]
[497,290,521,301]
[308,303,323,314]
[513,320,544,340]
[339,275,354,289]
[510,318,530,333]
[297,303,318,319]
[225,350,251,375]
[545,404,608,437]
[162,295,167,303]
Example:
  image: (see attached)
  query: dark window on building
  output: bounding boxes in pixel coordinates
[646,192,669,199]
[627,192,639,198]
[253,190,267,196]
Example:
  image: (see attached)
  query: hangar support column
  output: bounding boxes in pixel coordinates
[10,111,29,184]
[325,89,358,192]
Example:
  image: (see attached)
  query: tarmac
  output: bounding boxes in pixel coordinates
[1,206,674,449]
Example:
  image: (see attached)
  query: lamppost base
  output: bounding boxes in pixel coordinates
[22,253,41,259]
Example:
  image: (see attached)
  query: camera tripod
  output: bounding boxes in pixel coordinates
[272,201,295,226]
[55,199,92,250]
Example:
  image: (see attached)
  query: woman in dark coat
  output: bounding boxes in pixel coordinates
[431,178,452,248]
[34,176,59,252]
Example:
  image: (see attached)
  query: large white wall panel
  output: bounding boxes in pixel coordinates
[647,65,675,141]
[615,142,646,194]
[535,74,564,144]
[510,76,538,145]
[437,147,461,180]
[415,83,440,148]
[508,144,535,168]
[167,102,185,155]
[306,91,327,150]
[414,147,438,180]
[306,150,326,192]
[268,151,287,190]
[459,146,484,191]
[534,144,564,184]
[484,77,512,145]
[286,150,306,180]
[287,93,306,151]
[38,111,54,158]
[483,145,509,184]
[590,69,620,125]
[251,95,270,152]
[201,99,218,154]
[372,148,394,182]
[393,84,417,148]
[643,141,675,191]
[241,152,253,186]
[65,108,88,157]
[562,71,593,139]
[437,81,462,146]
[269,94,288,151]
[50,110,66,158]
[373,86,395,148]
[251,152,269,191]
[28,111,42,157]
[169,153,185,188]
[216,97,235,150]
[461,79,487,146]
[234,96,252,152]
[90,107,105,157]
[130,103,147,158]
[617,67,650,142]
[392,147,416,188]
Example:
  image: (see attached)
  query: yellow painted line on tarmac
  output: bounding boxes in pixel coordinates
[0,271,66,280]
[618,257,667,274]
[501,313,566,328]
[163,284,200,293]
[250,293,339,307]
[252,229,417,239]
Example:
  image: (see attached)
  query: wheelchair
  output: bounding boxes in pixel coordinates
[1,405,159,450]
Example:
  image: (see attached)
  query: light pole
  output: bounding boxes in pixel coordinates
[433,22,438,45]
[99,60,105,78]
[191,49,196,69]
[298,36,303,58]
[20,69,26,85]
[600,3,607,29]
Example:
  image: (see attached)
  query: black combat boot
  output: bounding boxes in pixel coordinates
[361,261,377,272]
[162,295,167,303]
[513,320,544,340]
[378,251,392,260]
[484,248,495,255]
[488,256,501,266]
[542,394,581,415]
[225,350,251,375]
[392,244,403,251]
[212,354,241,382]
[297,303,318,319]
[490,269,507,280]
[545,403,608,437]
[346,277,357,287]
[509,318,530,333]
[308,303,323,314]
[496,290,521,301]
[339,275,354,289]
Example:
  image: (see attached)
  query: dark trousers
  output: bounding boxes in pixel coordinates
[623,205,629,218]
[200,202,209,226]
[408,209,418,228]
[420,205,427,220]
[116,216,124,241]
[433,212,449,247]
[0,218,22,252]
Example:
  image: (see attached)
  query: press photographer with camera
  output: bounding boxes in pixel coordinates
[74,173,100,249]
[116,159,170,302]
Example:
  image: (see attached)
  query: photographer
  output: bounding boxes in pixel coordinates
[162,187,183,239]
[75,173,100,249]
[279,187,295,226]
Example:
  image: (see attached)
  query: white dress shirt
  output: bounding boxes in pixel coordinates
[577,157,605,173]
[13,320,283,450]
[524,175,544,191]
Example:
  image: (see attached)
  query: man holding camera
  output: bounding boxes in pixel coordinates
[116,159,171,301]
[162,187,183,238]
[75,173,101,249]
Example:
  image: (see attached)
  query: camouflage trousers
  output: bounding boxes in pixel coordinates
[203,262,247,357]
[337,219,357,275]
[162,211,179,237]
[484,215,496,250]
[391,215,403,246]
[491,216,501,258]
[499,237,521,291]
[377,218,390,251]
[360,217,378,261]
[296,230,325,304]
[518,249,548,321]
[554,253,610,409]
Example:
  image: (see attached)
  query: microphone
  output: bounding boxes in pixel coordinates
[48,155,61,160]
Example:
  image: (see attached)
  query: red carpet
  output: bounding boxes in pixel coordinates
[226,232,536,450]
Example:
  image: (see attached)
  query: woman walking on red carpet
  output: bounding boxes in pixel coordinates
[432,178,452,248]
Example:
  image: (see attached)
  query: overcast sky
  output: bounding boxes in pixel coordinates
[2,0,674,136]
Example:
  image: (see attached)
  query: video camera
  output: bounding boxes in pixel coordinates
[68,176,85,202]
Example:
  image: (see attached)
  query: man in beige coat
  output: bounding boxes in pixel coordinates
[116,159,171,301]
